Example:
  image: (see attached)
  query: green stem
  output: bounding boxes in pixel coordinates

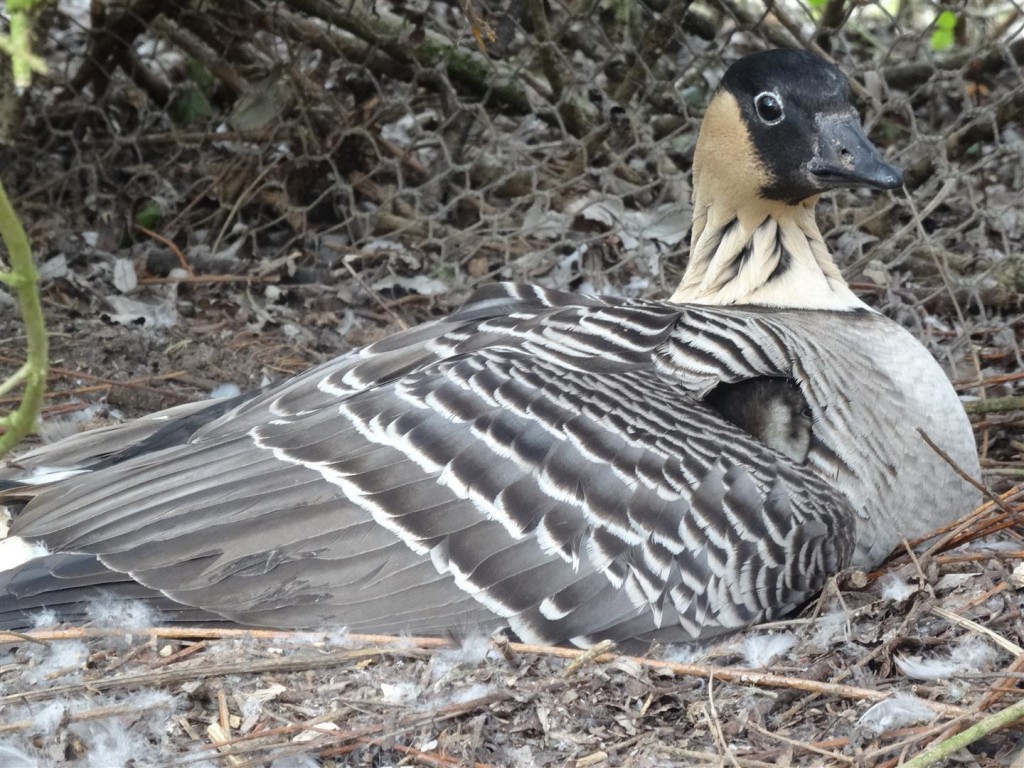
[901,699,1024,768]
[0,178,48,455]
[963,395,1024,415]
[0,362,30,398]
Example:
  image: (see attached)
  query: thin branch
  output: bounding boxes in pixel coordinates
[917,428,1015,519]
[0,626,971,715]
[963,396,1024,415]
[900,698,1024,768]
[0,699,176,735]
[0,645,436,705]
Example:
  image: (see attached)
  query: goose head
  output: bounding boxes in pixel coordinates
[674,49,904,309]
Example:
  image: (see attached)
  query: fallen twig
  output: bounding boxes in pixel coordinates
[899,698,1024,768]
[0,645,435,705]
[963,395,1024,415]
[929,607,1023,656]
[0,626,972,715]
[0,699,175,735]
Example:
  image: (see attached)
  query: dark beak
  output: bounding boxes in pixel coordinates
[808,114,903,191]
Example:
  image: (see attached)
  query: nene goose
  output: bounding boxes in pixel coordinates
[0,50,979,649]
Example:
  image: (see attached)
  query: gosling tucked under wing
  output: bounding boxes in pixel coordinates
[0,51,979,648]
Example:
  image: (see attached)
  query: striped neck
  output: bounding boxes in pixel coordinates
[670,198,867,310]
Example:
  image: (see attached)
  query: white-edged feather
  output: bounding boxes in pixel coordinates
[0,743,40,768]
[0,537,50,573]
[858,693,936,733]
[895,638,1000,681]
[742,632,797,668]
[84,597,159,632]
[878,573,916,602]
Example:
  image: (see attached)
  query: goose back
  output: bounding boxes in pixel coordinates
[2,283,978,647]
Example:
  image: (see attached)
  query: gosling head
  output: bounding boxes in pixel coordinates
[693,49,903,209]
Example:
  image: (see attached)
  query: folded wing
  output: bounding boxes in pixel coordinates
[4,284,856,648]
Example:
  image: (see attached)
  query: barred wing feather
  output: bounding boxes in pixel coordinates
[6,284,856,648]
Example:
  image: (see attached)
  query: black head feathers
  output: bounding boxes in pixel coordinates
[715,49,902,203]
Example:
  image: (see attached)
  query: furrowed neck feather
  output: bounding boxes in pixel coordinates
[671,199,865,309]
[671,91,867,311]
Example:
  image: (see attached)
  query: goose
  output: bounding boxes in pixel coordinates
[0,49,980,650]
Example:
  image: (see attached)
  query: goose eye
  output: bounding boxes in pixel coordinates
[754,92,784,124]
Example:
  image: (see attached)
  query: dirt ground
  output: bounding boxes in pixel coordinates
[1,538,1022,768]
[1,1,1023,766]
